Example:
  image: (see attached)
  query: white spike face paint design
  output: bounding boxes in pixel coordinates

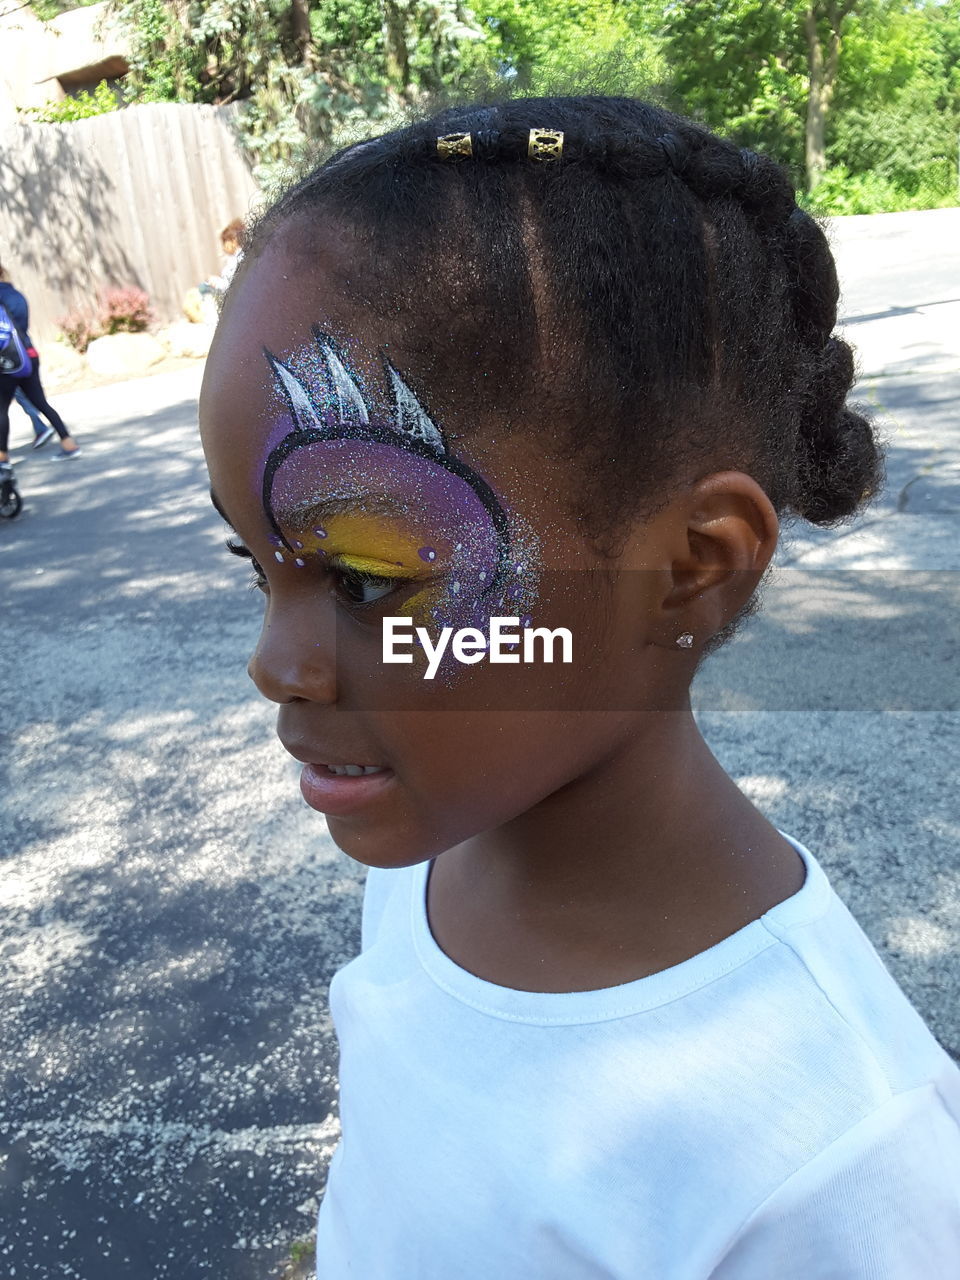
[322,344,370,426]
[386,363,445,454]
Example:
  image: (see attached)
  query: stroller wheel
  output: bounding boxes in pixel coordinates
[0,486,22,519]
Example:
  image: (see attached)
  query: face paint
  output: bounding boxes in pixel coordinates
[257,332,538,655]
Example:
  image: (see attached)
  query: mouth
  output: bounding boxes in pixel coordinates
[323,763,388,777]
[297,759,395,817]
[278,734,395,816]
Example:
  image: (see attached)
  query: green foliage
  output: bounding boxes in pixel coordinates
[467,0,665,93]
[111,0,296,104]
[26,0,100,21]
[109,0,487,191]
[289,1238,314,1262]
[799,161,958,215]
[23,80,120,124]
[821,0,960,212]
[105,0,958,215]
[660,0,958,212]
[660,0,807,173]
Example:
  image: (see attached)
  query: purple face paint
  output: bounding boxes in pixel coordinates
[254,331,540,672]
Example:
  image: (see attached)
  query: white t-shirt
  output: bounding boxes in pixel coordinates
[316,834,960,1278]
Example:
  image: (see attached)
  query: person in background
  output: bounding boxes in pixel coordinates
[15,388,55,449]
[0,260,80,462]
[207,218,244,298]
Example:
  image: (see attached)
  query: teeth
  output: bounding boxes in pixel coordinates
[326,764,385,777]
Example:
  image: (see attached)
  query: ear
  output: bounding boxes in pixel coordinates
[648,472,779,651]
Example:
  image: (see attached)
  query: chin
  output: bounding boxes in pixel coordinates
[325,815,445,871]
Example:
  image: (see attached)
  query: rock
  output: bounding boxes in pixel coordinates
[182,287,205,324]
[158,320,214,359]
[38,340,86,389]
[182,288,219,327]
[85,332,166,378]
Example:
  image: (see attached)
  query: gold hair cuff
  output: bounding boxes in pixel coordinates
[437,132,473,160]
[528,128,564,162]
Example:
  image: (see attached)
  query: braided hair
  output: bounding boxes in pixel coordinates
[247,95,883,546]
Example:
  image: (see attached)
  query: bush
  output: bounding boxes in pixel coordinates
[808,94,960,215]
[57,287,154,352]
[57,307,101,354]
[23,80,120,124]
[100,286,153,335]
[799,162,959,216]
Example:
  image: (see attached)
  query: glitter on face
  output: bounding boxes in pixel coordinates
[257,332,541,677]
[274,550,284,562]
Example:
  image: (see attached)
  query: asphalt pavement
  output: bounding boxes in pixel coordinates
[1,208,958,1279]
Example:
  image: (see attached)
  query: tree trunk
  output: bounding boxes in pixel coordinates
[383,0,410,94]
[290,0,313,66]
[804,4,851,192]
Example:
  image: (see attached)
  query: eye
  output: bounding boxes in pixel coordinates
[333,564,404,606]
[225,537,267,591]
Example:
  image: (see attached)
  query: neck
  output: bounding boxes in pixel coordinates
[432,706,803,987]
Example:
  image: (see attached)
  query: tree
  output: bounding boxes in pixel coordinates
[822,0,960,208]
[661,0,868,191]
[467,0,666,94]
[803,2,859,187]
[661,1,809,178]
[106,0,489,188]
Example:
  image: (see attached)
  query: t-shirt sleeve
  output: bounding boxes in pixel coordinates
[709,1081,960,1279]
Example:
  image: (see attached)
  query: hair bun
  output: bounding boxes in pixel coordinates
[793,337,884,524]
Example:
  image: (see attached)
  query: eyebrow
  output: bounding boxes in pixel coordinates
[209,487,418,530]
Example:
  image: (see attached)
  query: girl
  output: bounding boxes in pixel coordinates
[0,262,80,462]
[199,96,960,1277]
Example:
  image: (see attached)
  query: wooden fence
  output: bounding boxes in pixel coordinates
[0,102,260,341]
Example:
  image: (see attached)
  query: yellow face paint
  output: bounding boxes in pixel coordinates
[333,553,415,580]
[313,514,450,627]
[321,512,439,567]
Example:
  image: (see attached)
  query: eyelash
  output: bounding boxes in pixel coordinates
[226,537,266,590]
[224,538,409,607]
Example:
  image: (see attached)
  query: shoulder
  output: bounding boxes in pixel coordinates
[0,283,28,322]
[759,838,950,1098]
[709,1063,960,1277]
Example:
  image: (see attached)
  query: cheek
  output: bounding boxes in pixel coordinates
[375,709,628,829]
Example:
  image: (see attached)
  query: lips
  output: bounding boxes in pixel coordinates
[277,734,394,814]
[299,761,395,817]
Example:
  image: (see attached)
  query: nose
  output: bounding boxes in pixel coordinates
[247,598,338,705]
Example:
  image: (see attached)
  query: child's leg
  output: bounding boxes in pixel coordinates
[0,379,16,459]
[14,387,47,434]
[17,364,72,441]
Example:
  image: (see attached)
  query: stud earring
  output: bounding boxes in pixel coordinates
[676,633,694,649]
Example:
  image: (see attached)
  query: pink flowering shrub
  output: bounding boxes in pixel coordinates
[100,286,153,336]
[58,285,154,352]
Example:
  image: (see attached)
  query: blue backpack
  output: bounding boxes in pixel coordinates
[0,303,31,377]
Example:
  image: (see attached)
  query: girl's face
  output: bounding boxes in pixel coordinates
[198,223,686,868]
